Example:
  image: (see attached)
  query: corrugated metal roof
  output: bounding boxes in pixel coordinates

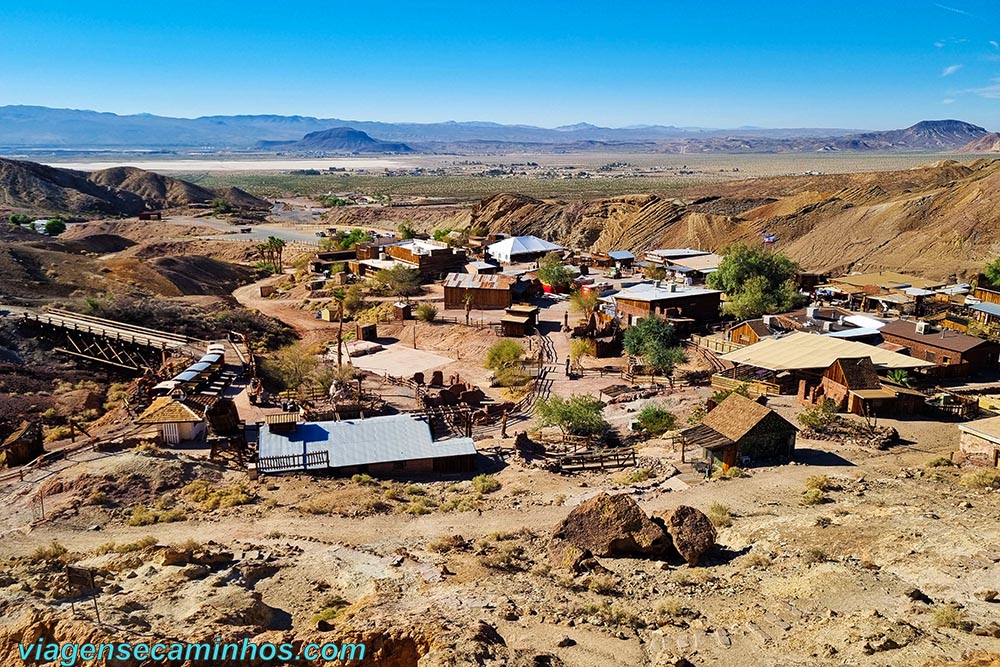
[971,302,1000,317]
[607,250,635,260]
[443,272,516,290]
[258,413,477,472]
[612,282,721,303]
[720,331,933,371]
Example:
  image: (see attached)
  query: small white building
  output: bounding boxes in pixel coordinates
[134,396,206,444]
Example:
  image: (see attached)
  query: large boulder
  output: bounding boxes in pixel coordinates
[659,505,716,566]
[548,493,672,569]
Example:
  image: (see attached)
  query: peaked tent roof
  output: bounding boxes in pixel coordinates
[487,236,564,261]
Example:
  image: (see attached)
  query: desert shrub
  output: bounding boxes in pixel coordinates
[478,542,524,571]
[933,604,972,630]
[31,540,69,561]
[571,602,642,629]
[471,474,501,494]
[351,473,375,486]
[382,485,404,501]
[440,495,480,512]
[739,552,773,569]
[797,399,839,431]
[494,366,531,389]
[311,595,350,625]
[803,547,830,564]
[127,505,186,526]
[801,488,828,506]
[706,502,733,528]
[925,456,953,468]
[44,426,73,443]
[815,516,832,528]
[404,484,427,497]
[414,302,438,322]
[484,340,524,370]
[959,469,1000,489]
[615,468,652,485]
[87,491,110,506]
[181,480,255,510]
[686,404,707,426]
[711,466,748,480]
[587,574,618,595]
[805,475,835,491]
[103,382,132,411]
[114,536,159,553]
[428,535,469,553]
[635,404,677,436]
[405,500,432,515]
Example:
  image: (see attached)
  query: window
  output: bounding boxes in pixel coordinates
[926,351,936,363]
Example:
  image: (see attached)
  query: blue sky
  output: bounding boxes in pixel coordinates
[2,1,1000,129]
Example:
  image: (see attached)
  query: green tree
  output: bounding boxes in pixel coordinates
[374,265,421,298]
[537,254,574,288]
[623,317,686,386]
[343,284,366,316]
[984,257,1000,288]
[707,243,803,319]
[261,342,321,397]
[397,222,417,239]
[535,395,608,438]
[8,213,30,226]
[569,289,601,320]
[635,404,677,436]
[44,218,67,236]
[642,264,668,281]
[432,227,453,242]
[484,340,524,370]
[569,338,595,370]
[211,198,233,215]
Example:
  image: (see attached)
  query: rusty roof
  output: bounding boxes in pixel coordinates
[443,272,517,290]
[880,319,996,354]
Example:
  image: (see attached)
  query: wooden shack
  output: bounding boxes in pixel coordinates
[356,323,378,342]
[394,302,412,320]
[500,304,540,337]
[681,393,797,472]
[443,272,518,310]
[138,211,162,221]
[957,416,1000,467]
[0,421,44,468]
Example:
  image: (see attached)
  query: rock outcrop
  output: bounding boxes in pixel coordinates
[658,505,717,566]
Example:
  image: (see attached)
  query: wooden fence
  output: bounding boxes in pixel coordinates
[690,334,744,354]
[710,373,781,397]
[257,450,330,475]
[559,447,637,471]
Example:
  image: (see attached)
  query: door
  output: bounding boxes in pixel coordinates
[162,422,179,444]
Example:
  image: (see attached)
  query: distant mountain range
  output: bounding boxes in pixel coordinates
[958,132,1000,153]
[0,106,991,154]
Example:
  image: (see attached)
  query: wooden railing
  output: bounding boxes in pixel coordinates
[710,373,781,396]
[257,450,330,474]
[690,334,744,354]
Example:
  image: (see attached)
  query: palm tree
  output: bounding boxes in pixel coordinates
[331,288,346,366]
[886,369,912,387]
[266,236,287,272]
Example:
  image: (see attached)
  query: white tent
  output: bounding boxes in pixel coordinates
[487,236,564,263]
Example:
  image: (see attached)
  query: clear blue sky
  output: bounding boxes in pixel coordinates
[2,1,1000,129]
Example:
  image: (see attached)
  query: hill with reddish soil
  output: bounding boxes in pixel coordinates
[467,158,1000,279]
[958,132,1000,153]
[0,158,268,215]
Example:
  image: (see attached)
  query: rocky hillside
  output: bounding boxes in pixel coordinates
[959,132,1000,153]
[0,158,268,215]
[469,158,1000,279]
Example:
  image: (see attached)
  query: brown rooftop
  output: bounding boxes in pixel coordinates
[879,319,993,354]
[701,393,795,442]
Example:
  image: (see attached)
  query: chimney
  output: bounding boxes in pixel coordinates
[915,321,929,335]
[806,306,820,319]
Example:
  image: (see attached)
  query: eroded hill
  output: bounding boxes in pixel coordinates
[0,159,268,215]
[466,159,1000,278]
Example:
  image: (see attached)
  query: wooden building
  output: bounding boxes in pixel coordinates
[443,272,519,310]
[610,282,721,327]
[681,393,797,473]
[310,249,356,274]
[727,319,774,346]
[799,357,924,417]
[138,211,162,221]
[384,240,468,279]
[500,304,540,337]
[957,416,1000,467]
[0,421,44,468]
[879,320,1000,376]
[591,250,635,269]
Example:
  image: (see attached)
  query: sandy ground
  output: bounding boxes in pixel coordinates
[41,158,419,172]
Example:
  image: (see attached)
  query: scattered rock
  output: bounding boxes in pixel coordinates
[547,493,673,570]
[180,564,209,579]
[556,637,576,647]
[659,505,716,566]
[156,548,188,567]
[905,587,933,604]
[974,589,998,602]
